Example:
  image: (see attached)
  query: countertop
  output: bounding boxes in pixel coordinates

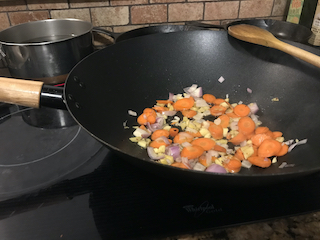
[166,211,320,240]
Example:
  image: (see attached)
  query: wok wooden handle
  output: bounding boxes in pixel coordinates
[0,77,43,108]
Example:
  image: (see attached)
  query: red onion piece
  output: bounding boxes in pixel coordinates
[166,145,180,159]
[205,164,227,173]
[248,103,259,114]
[147,117,164,132]
[147,147,164,160]
[156,136,171,145]
[168,92,174,101]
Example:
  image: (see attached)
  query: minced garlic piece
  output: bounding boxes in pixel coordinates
[240,145,254,159]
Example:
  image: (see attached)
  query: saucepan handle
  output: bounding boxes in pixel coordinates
[92,27,118,39]
[0,77,65,109]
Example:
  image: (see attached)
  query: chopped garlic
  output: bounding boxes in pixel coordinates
[276,137,284,143]
[272,157,277,163]
[240,145,254,159]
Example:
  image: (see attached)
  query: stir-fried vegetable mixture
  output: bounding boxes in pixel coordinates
[129,84,306,173]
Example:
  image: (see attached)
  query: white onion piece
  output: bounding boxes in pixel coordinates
[241,160,252,169]
[162,111,177,116]
[206,164,227,173]
[147,147,164,160]
[229,121,238,130]
[218,76,225,83]
[247,88,252,93]
[133,128,151,138]
[166,145,180,159]
[181,142,192,148]
[214,118,222,125]
[168,92,174,101]
[288,139,308,152]
[191,87,203,98]
[184,84,198,94]
[181,157,191,169]
[128,110,137,116]
[248,103,259,114]
[195,98,208,107]
[193,162,206,171]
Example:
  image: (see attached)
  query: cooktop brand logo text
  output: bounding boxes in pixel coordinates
[183,201,223,217]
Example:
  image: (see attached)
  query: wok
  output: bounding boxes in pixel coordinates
[1,30,320,186]
[187,19,312,44]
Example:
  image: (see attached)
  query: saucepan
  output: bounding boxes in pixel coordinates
[0,29,320,186]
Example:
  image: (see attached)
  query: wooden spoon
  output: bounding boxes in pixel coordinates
[228,24,320,68]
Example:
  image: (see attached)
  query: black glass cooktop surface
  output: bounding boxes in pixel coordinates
[0,104,320,240]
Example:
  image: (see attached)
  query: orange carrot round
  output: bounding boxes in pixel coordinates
[255,126,269,135]
[217,114,230,128]
[210,105,227,116]
[248,156,271,168]
[229,132,246,145]
[258,139,282,158]
[181,145,205,159]
[213,98,227,105]
[173,97,194,111]
[149,138,171,148]
[237,116,256,136]
[171,162,189,169]
[213,144,227,153]
[181,109,197,118]
[169,127,179,137]
[234,148,245,161]
[151,129,170,141]
[208,123,224,139]
[223,157,242,173]
[251,133,272,147]
[233,104,251,117]
[276,144,289,157]
[191,138,216,151]
[203,94,216,104]
[272,131,283,139]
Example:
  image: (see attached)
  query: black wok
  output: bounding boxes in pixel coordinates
[187,19,312,44]
[1,30,320,186]
[94,24,203,43]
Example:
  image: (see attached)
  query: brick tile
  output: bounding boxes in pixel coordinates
[272,0,288,16]
[168,3,203,22]
[204,1,239,20]
[91,7,129,26]
[0,1,26,12]
[0,13,10,31]
[27,0,68,10]
[150,0,184,3]
[9,11,50,25]
[70,0,109,8]
[113,24,149,33]
[239,0,274,18]
[131,5,167,24]
[50,9,91,22]
[111,0,148,6]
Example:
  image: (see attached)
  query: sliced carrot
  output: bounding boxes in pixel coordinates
[137,108,157,125]
[191,138,216,151]
[237,116,256,136]
[153,106,168,113]
[226,112,239,119]
[198,155,208,167]
[143,108,157,116]
[210,105,227,116]
[169,127,179,137]
[171,162,189,169]
[276,144,289,157]
[181,145,205,159]
[223,157,242,173]
[217,114,230,128]
[251,133,272,147]
[149,138,171,148]
[273,131,283,139]
[229,132,246,145]
[255,126,269,135]
[173,132,194,144]
[146,115,156,124]
[213,144,227,153]
[187,131,202,138]
[208,123,224,139]
[203,94,216,104]
[137,114,148,125]
[234,148,245,161]
[214,98,227,105]
[156,100,173,105]
[181,109,197,118]
[245,131,255,140]
[139,125,147,130]
[248,156,271,168]
[257,139,282,158]
[151,129,170,141]
[173,97,195,111]
[233,104,251,117]
[252,145,258,157]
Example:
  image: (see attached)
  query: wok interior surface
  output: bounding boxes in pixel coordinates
[65,30,320,182]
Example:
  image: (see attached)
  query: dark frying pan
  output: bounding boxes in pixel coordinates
[186,19,312,44]
[93,24,203,43]
[1,30,320,186]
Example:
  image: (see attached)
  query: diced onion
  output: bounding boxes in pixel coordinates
[288,139,307,152]
[205,164,227,173]
[218,76,225,83]
[128,110,137,116]
[166,145,180,159]
[147,147,164,160]
[247,88,252,93]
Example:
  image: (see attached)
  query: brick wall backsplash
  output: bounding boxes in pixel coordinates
[0,0,290,33]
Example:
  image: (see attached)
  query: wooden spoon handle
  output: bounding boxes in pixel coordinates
[271,40,320,68]
[0,77,43,108]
